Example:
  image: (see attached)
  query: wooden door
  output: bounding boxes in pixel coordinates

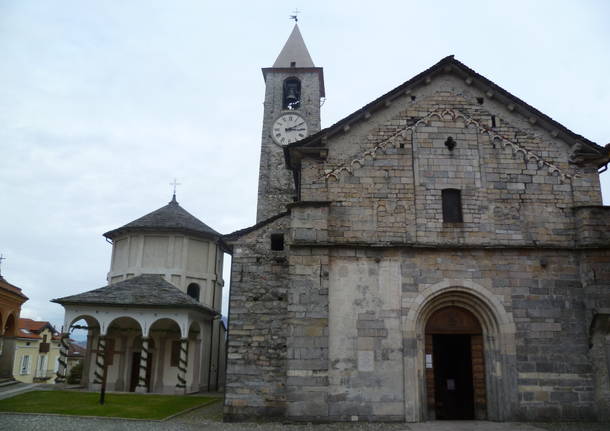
[425,306,486,420]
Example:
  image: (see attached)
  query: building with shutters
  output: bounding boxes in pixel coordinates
[13,318,60,384]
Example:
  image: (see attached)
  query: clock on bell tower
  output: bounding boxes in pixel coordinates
[256,24,325,222]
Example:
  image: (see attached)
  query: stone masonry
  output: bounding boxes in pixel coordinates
[224,53,610,422]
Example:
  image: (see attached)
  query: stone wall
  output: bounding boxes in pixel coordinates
[282,247,597,421]
[226,72,610,421]
[224,215,290,420]
[574,206,610,247]
[299,75,601,248]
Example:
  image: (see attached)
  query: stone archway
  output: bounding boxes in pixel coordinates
[65,315,101,386]
[403,281,518,422]
[105,316,142,392]
[4,314,16,337]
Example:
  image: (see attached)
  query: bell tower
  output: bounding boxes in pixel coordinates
[256,24,325,222]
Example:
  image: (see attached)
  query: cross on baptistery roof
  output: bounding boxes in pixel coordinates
[169,178,181,202]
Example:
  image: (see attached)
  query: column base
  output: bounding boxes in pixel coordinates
[91,383,102,392]
[174,386,186,395]
[135,385,148,393]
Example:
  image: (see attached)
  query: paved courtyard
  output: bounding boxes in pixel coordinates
[0,400,608,431]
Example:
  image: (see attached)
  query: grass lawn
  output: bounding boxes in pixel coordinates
[0,390,219,420]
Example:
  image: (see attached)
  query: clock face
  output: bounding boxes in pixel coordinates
[272,113,308,145]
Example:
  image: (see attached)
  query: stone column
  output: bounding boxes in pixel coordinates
[92,336,106,389]
[54,332,70,384]
[135,337,150,393]
[115,336,128,391]
[81,330,95,387]
[175,337,189,394]
[191,337,201,393]
[154,337,166,393]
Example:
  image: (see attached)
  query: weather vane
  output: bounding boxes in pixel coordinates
[290,9,300,22]
[170,178,181,197]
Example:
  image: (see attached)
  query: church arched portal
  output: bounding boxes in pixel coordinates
[425,306,485,420]
[403,284,518,422]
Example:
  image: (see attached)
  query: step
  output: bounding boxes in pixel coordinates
[0,379,19,388]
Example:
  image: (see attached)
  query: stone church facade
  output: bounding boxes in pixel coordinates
[224,25,610,422]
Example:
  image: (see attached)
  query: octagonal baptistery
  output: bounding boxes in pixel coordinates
[104,194,225,311]
[52,195,228,394]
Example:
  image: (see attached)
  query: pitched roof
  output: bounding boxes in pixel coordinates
[0,276,28,301]
[51,274,216,314]
[223,211,288,241]
[285,55,606,167]
[273,24,315,68]
[103,195,221,240]
[18,318,56,340]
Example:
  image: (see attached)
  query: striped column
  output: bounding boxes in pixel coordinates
[93,336,106,385]
[55,332,70,383]
[135,337,150,393]
[175,338,189,393]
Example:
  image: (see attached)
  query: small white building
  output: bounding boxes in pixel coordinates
[53,195,227,394]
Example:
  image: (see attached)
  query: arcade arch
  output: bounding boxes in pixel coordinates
[403,281,517,422]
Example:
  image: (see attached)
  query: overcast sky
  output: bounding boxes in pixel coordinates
[1,1,608,331]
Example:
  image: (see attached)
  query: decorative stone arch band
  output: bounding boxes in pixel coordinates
[402,279,518,422]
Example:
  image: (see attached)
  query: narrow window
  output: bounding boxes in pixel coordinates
[42,335,47,343]
[187,283,200,301]
[38,355,46,376]
[270,233,284,251]
[442,189,463,223]
[21,355,30,375]
[476,97,484,105]
[491,115,496,128]
[283,77,301,110]
[290,61,296,67]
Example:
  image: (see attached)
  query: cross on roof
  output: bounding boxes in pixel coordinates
[0,254,5,276]
[170,178,181,200]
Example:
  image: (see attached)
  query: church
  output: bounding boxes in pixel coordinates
[223,25,610,422]
[52,195,227,394]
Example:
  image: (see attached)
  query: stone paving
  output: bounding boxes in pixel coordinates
[0,399,608,431]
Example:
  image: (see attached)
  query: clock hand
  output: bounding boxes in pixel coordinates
[285,122,305,132]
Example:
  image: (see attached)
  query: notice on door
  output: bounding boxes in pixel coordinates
[447,379,456,391]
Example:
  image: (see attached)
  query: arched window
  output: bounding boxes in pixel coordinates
[283,77,301,110]
[442,189,463,223]
[187,283,200,301]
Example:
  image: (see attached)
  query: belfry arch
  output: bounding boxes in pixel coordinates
[403,281,518,422]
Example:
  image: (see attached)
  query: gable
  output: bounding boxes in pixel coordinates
[286,56,607,170]
[292,74,604,247]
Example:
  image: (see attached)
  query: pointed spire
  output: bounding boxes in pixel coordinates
[273,24,315,68]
